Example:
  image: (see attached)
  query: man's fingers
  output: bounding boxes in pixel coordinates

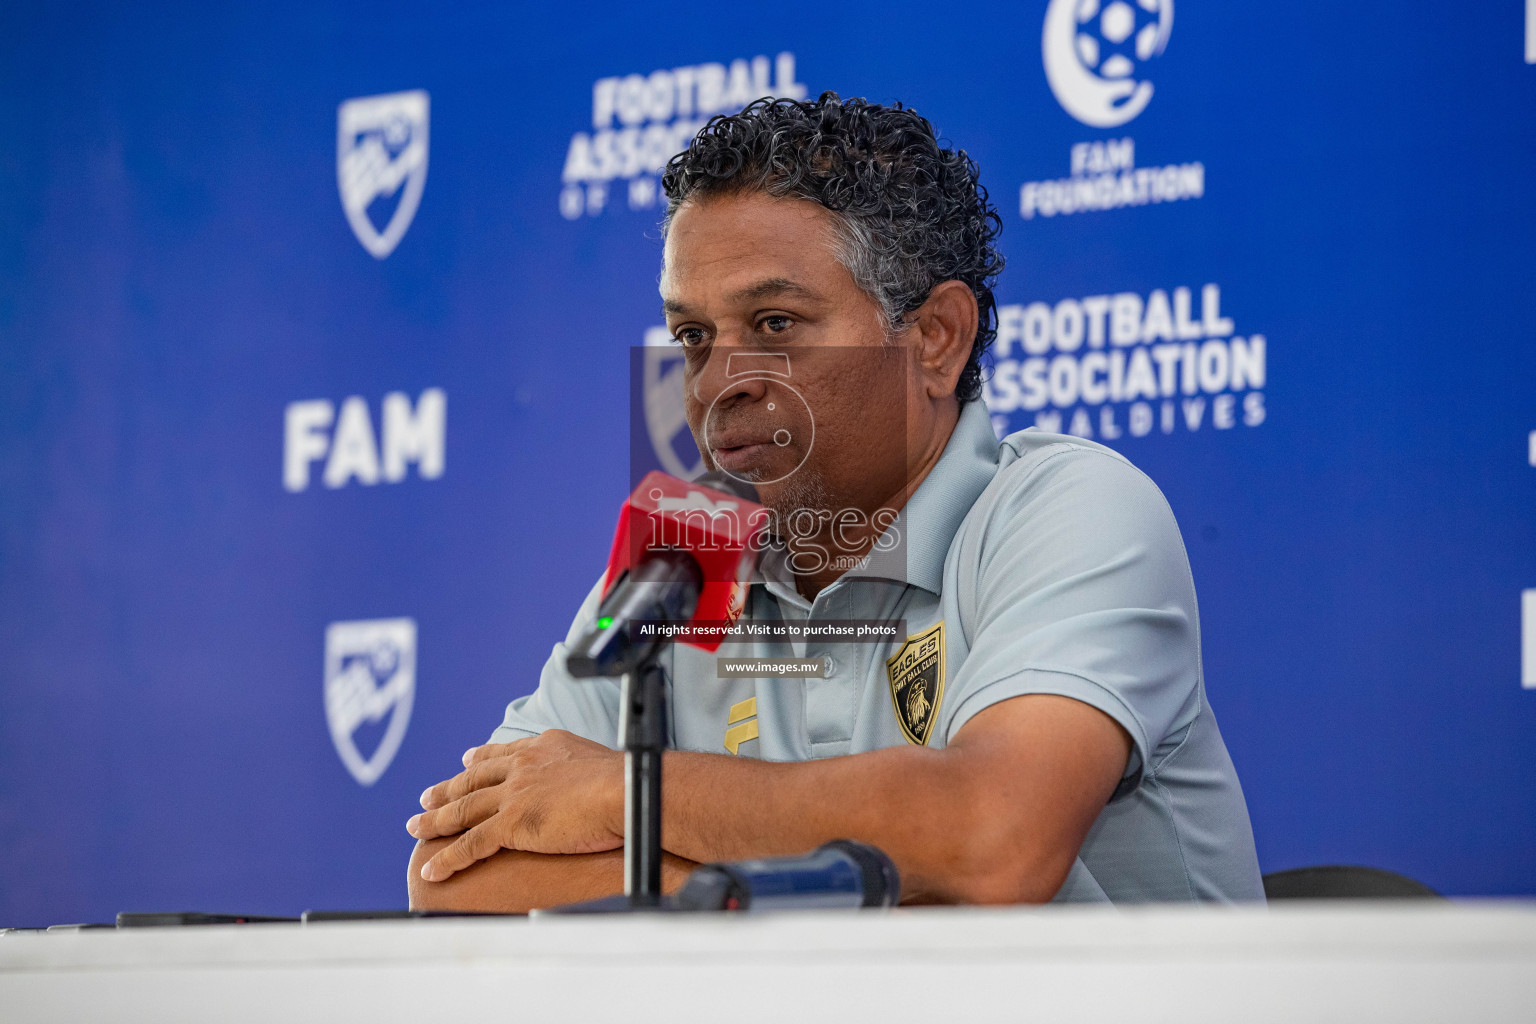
[464,739,528,767]
[420,758,515,810]
[420,822,503,882]
[415,739,533,809]
[407,786,501,840]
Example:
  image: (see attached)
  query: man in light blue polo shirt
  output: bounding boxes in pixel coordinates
[405,93,1263,909]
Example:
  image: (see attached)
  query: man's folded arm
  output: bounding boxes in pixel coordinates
[656,692,1129,906]
[407,838,698,913]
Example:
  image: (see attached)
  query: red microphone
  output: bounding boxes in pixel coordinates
[566,471,767,677]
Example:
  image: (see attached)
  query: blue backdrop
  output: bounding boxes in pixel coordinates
[2,1,1533,925]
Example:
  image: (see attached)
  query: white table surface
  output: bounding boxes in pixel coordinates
[4,901,1535,1023]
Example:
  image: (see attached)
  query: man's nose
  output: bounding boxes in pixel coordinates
[690,339,771,411]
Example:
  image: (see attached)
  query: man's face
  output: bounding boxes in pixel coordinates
[660,191,914,520]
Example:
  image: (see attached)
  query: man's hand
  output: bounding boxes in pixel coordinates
[406,730,624,882]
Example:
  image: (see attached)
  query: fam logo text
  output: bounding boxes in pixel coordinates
[284,389,445,492]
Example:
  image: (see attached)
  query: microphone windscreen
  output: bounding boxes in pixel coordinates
[595,470,767,653]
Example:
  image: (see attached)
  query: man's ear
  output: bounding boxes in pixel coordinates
[910,281,979,399]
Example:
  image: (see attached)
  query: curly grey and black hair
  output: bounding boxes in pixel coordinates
[660,91,1004,403]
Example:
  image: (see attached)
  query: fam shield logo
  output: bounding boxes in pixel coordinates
[641,327,704,479]
[1043,0,1173,127]
[325,618,417,786]
[337,90,430,259]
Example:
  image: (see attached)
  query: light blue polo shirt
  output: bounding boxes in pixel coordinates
[493,398,1265,903]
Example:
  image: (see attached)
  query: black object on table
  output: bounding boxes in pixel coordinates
[116,912,299,927]
[1262,865,1442,900]
[301,909,515,922]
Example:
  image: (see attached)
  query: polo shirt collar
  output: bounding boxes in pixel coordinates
[870,398,1000,595]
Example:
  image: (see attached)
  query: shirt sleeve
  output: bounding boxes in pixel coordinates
[937,444,1203,795]
[488,577,624,746]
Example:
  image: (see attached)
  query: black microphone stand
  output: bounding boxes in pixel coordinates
[543,550,702,915]
[620,654,667,906]
[538,644,672,916]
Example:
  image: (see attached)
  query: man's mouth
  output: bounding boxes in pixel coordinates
[710,438,777,472]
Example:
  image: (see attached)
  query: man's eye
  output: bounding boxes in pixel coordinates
[759,316,793,334]
[673,328,707,348]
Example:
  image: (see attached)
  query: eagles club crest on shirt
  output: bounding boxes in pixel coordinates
[886,621,945,746]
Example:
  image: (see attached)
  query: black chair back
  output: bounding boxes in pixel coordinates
[1262,865,1442,900]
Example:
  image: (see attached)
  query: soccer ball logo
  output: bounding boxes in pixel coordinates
[1043,0,1174,128]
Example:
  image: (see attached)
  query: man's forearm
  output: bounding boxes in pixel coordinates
[658,696,1129,905]
[408,839,697,913]
[660,746,1007,903]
